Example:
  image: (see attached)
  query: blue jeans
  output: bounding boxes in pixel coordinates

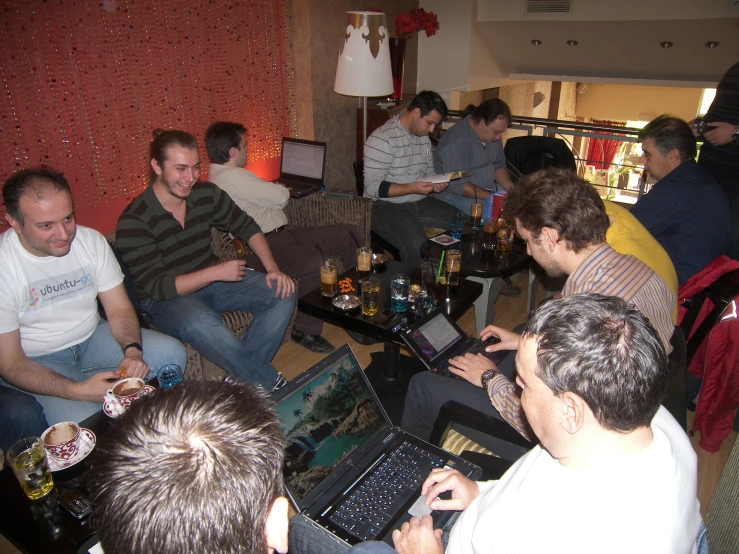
[5,321,187,425]
[142,269,295,390]
[0,385,49,451]
[371,197,463,268]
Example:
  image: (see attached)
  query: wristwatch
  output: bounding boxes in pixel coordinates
[732,126,739,145]
[122,342,143,355]
[480,368,498,391]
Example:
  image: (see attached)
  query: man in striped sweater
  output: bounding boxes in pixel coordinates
[401,168,676,447]
[363,91,463,267]
[116,130,296,392]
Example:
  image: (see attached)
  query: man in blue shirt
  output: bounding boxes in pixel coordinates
[631,115,732,284]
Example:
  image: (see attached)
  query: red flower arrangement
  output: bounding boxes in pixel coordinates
[394,8,439,39]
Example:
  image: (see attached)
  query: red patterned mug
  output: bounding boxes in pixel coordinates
[41,421,81,462]
[106,377,146,411]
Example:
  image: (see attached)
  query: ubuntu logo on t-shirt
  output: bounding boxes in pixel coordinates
[26,288,39,308]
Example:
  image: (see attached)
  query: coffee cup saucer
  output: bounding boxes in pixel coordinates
[103,384,156,418]
[47,428,96,472]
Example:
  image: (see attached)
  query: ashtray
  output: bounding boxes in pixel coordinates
[332,294,361,311]
[371,253,388,267]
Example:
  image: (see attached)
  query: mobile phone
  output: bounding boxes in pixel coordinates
[58,489,92,520]
[372,309,394,324]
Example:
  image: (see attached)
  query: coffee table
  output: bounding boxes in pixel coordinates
[298,259,482,423]
[0,410,110,554]
[421,228,530,333]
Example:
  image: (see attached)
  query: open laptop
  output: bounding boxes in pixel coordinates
[400,310,505,378]
[271,344,481,547]
[274,137,326,198]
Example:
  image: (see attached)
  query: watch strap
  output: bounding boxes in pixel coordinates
[480,369,497,391]
[122,342,143,355]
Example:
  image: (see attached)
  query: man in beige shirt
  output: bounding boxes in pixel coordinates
[206,121,362,354]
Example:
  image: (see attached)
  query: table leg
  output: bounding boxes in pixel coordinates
[468,276,502,336]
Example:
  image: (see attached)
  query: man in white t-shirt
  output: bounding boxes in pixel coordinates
[392,294,703,554]
[0,167,186,426]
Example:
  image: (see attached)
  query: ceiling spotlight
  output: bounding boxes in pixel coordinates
[566,40,578,46]
[660,41,673,49]
[705,41,720,49]
[531,39,542,46]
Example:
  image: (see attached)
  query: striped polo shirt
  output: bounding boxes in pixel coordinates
[563,243,675,353]
[116,182,261,302]
[363,115,435,203]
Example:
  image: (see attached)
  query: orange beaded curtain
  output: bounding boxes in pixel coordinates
[0,0,297,232]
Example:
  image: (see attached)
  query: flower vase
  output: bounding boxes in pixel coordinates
[388,38,406,103]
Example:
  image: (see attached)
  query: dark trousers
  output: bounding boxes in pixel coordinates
[247,224,362,336]
[0,385,48,451]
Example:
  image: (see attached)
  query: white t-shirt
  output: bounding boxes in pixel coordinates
[447,407,701,554]
[0,226,123,357]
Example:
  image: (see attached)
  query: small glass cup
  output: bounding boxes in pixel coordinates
[360,276,380,316]
[390,274,410,313]
[449,213,464,240]
[6,438,54,500]
[470,202,482,229]
[413,289,434,316]
[445,249,462,286]
[320,259,338,297]
[157,364,184,388]
[356,246,372,276]
[496,224,512,252]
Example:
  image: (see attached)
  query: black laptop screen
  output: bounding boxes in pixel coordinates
[407,313,464,364]
[275,351,385,501]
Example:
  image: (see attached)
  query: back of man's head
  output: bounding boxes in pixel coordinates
[407,90,448,119]
[505,168,609,253]
[89,380,286,554]
[524,293,668,432]
[3,166,72,225]
[637,114,697,163]
[205,121,247,164]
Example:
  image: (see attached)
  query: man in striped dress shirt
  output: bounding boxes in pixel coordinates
[116,130,296,392]
[363,90,463,267]
[401,168,676,445]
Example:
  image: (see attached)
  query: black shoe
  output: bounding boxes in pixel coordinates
[291,329,336,354]
[500,277,521,297]
[271,372,288,393]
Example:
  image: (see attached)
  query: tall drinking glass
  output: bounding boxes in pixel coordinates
[445,249,462,286]
[6,438,54,500]
[320,259,338,297]
[360,276,380,316]
[470,202,482,229]
[390,274,410,313]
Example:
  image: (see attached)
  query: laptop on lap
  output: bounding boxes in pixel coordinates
[400,310,505,379]
[275,137,326,198]
[271,344,481,547]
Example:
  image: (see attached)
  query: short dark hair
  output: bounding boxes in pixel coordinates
[463,99,511,126]
[523,293,668,432]
[149,129,199,182]
[88,380,286,554]
[638,115,697,163]
[407,90,448,119]
[205,121,247,164]
[505,168,609,253]
[2,166,72,224]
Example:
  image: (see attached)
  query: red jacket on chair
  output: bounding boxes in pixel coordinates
[678,256,739,453]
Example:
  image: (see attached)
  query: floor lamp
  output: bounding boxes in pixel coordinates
[334,11,394,148]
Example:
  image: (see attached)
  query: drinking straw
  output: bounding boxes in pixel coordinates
[436,250,445,284]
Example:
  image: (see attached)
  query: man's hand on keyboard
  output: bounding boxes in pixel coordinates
[392,515,443,554]
[447,353,496,387]
[480,325,521,352]
[422,468,480,512]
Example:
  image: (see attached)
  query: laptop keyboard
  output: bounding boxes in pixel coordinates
[327,441,445,541]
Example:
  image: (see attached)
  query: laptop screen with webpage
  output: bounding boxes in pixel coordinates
[274,348,386,503]
[281,138,326,182]
[405,312,465,366]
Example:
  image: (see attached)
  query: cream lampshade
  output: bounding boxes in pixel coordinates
[334,11,394,145]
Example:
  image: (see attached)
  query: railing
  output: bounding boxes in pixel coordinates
[441,111,651,205]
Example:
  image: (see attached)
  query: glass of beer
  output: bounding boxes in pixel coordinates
[482,220,497,250]
[445,249,462,286]
[360,276,380,316]
[6,438,54,500]
[320,259,338,297]
[470,202,482,229]
[356,247,372,276]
